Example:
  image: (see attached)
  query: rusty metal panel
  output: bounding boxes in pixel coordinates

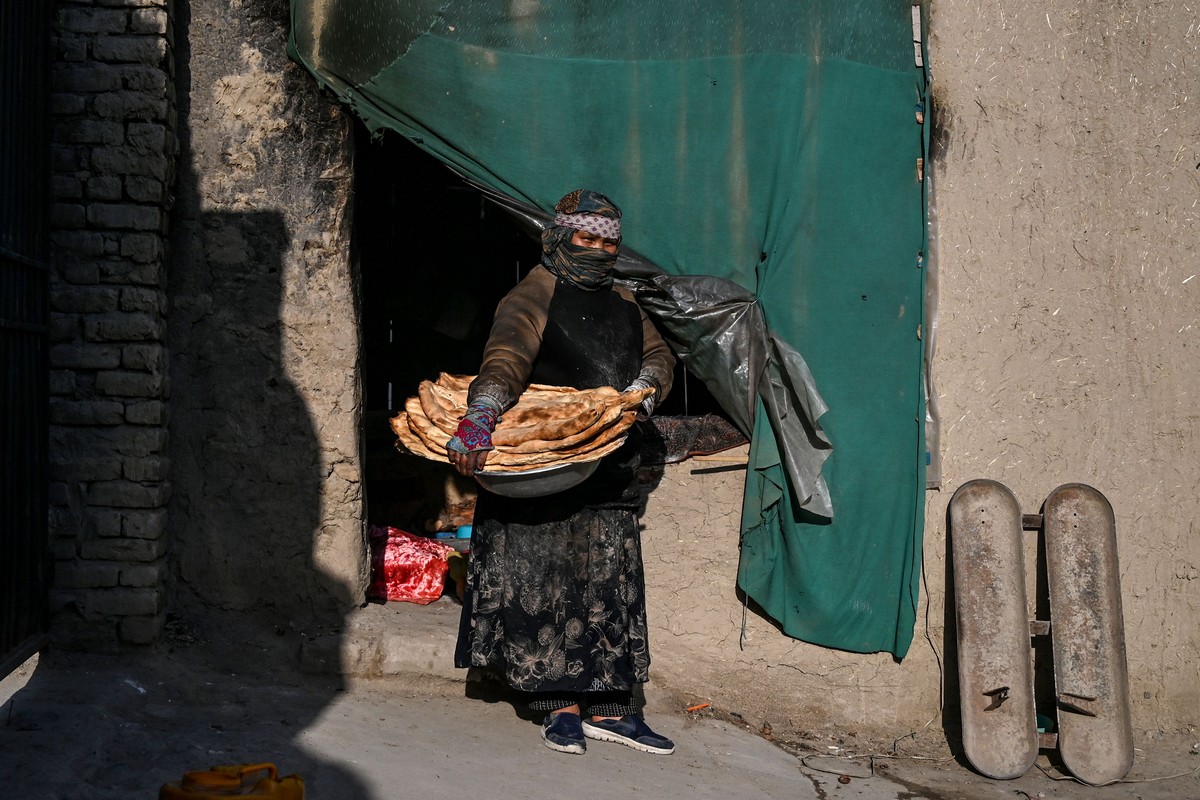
[949,479,1038,780]
[1043,483,1134,786]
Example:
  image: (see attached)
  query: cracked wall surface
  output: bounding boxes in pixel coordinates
[642,454,944,741]
[166,0,364,623]
[928,0,1198,737]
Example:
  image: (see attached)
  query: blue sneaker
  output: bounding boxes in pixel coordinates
[542,712,586,754]
[581,715,675,755]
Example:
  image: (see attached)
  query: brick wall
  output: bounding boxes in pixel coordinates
[47,0,176,648]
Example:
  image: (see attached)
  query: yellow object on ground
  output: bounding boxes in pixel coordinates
[159,763,303,799]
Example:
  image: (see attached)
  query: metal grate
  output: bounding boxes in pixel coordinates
[0,0,52,678]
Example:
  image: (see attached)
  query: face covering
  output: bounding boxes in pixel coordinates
[539,189,623,289]
[542,228,618,290]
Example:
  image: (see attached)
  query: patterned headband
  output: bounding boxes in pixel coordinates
[554,212,621,241]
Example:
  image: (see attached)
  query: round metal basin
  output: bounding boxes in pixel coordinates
[474,459,601,498]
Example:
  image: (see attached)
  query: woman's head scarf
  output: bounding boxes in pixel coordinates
[541,189,622,290]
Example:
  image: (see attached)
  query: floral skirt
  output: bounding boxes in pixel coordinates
[454,445,651,694]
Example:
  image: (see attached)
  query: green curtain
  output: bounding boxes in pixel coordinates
[290,1,929,657]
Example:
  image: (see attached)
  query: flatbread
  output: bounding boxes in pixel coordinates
[418,381,459,436]
[492,400,610,446]
[425,380,466,412]
[478,435,630,472]
[500,394,602,429]
[391,412,442,460]
[404,399,451,454]
[435,373,473,393]
[418,376,637,446]
[502,404,628,454]
[437,372,583,396]
[392,376,654,473]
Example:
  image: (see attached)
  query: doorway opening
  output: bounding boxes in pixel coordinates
[351,123,728,538]
[353,126,529,534]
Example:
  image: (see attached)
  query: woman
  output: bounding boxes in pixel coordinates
[447,189,677,755]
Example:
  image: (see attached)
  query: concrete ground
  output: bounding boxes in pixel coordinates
[2,601,1197,800]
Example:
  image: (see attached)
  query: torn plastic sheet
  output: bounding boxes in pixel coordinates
[475,183,833,518]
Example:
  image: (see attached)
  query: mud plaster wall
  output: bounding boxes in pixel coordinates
[642,458,934,741]
[928,0,1198,734]
[167,0,365,621]
[152,0,1197,740]
[643,1,1199,741]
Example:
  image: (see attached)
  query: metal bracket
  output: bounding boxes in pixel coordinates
[983,686,1011,711]
[1058,692,1100,717]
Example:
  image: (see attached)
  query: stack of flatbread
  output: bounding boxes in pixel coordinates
[392,373,653,473]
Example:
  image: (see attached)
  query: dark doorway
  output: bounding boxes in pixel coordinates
[0,0,52,679]
[353,126,533,534]
[352,125,724,534]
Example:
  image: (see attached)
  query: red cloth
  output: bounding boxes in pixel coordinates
[368,526,453,604]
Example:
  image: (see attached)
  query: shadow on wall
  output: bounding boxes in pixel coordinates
[167,207,349,622]
[941,506,965,763]
[157,0,364,794]
[3,0,370,792]
[164,0,355,620]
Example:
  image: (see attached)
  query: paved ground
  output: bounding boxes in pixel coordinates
[2,603,1197,799]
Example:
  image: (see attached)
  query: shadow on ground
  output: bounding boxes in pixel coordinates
[0,611,359,799]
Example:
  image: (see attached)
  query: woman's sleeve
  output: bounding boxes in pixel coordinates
[634,298,676,405]
[467,267,555,412]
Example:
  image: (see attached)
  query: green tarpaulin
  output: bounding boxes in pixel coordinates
[290,1,930,657]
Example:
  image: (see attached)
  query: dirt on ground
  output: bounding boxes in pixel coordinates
[3,631,1198,800]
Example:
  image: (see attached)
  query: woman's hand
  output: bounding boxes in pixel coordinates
[446,398,501,477]
[449,446,489,477]
[622,377,658,419]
